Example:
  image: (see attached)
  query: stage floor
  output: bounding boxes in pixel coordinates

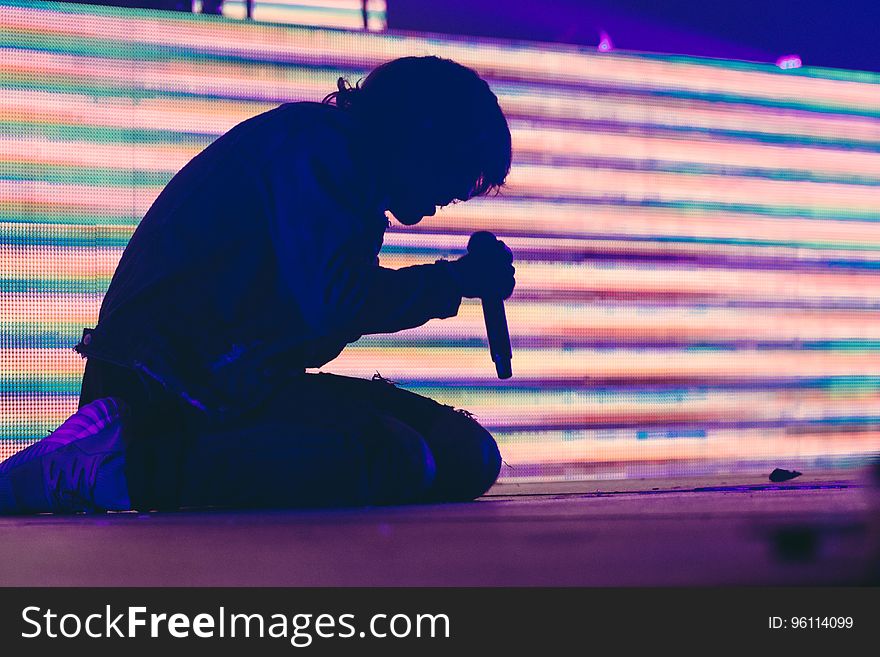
[1,471,877,586]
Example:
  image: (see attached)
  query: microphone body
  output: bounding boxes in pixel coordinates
[467,232,513,379]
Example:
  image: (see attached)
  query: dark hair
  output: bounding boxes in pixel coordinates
[322,56,511,200]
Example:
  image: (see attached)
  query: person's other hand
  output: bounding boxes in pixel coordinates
[448,238,515,300]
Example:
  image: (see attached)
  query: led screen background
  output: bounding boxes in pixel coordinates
[220,0,387,30]
[2,0,880,482]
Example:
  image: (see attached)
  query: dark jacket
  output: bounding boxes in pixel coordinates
[74,102,463,419]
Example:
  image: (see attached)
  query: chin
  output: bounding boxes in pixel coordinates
[388,210,425,226]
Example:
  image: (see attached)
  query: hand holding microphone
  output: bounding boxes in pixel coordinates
[448,231,515,379]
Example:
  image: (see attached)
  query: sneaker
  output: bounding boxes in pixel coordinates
[0,397,132,514]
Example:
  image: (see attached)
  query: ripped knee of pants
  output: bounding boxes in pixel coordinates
[371,371,400,387]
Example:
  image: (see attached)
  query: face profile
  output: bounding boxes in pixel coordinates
[322,56,512,227]
[383,154,471,225]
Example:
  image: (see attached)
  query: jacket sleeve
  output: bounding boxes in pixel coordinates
[261,115,463,342]
[351,259,463,336]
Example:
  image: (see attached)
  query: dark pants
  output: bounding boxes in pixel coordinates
[79,359,502,511]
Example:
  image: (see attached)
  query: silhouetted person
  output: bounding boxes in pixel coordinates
[0,56,514,514]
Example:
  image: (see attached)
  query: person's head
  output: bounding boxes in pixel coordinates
[323,56,512,225]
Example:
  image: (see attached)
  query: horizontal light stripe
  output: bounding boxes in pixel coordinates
[498,432,880,468]
[10,120,880,184]
[3,2,878,111]
[10,298,880,351]
[512,124,880,182]
[504,164,880,213]
[6,245,880,301]
[429,200,880,248]
[4,52,880,147]
[6,388,880,431]
[10,197,880,253]
[10,346,880,381]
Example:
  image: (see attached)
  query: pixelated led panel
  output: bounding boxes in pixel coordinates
[2,0,880,481]
[222,0,387,31]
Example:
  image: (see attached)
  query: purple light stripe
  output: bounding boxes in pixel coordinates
[494,192,880,220]
[480,416,880,433]
[507,289,880,310]
[490,72,880,120]
[462,337,880,351]
[509,153,880,188]
[497,112,880,154]
[387,242,880,273]
[393,224,880,252]
[391,375,880,391]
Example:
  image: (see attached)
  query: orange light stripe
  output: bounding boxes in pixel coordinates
[11,347,880,379]
[8,294,880,342]
[0,139,201,172]
[321,347,880,379]
[512,126,880,180]
[500,91,880,145]
[2,89,274,134]
[418,203,880,247]
[500,434,880,465]
[505,165,880,213]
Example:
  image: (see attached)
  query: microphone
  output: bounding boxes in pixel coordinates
[467,231,513,379]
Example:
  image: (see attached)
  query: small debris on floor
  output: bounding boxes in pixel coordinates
[769,468,802,483]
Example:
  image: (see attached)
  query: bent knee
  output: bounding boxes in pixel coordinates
[426,412,502,502]
[365,414,437,505]
[466,424,502,499]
